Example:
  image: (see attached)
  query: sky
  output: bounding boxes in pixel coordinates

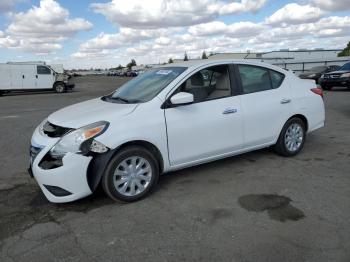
[0,0,349,69]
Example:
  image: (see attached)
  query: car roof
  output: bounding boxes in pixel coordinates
[159,59,287,74]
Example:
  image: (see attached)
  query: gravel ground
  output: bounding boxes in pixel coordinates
[0,76,349,262]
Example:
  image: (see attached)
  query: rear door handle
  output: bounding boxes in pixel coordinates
[223,108,237,114]
[281,98,291,104]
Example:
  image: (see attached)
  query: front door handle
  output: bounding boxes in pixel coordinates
[223,108,237,114]
[281,98,291,104]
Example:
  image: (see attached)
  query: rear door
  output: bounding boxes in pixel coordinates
[36,65,55,89]
[236,64,292,148]
[21,65,36,89]
[0,64,12,90]
[10,65,23,89]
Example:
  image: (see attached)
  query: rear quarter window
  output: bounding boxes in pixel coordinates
[270,70,285,89]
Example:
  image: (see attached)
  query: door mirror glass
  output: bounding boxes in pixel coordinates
[170,92,194,105]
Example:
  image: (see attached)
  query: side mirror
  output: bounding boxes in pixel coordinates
[170,92,194,105]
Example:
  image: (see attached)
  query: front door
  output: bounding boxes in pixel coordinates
[165,64,243,166]
[36,65,55,89]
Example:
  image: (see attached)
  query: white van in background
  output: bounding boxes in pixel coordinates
[0,62,74,96]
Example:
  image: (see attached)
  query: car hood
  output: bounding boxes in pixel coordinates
[324,70,349,75]
[48,98,138,128]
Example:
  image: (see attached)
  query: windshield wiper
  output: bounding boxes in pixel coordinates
[113,96,130,103]
[102,95,141,104]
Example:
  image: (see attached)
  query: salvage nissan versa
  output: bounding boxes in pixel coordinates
[29,60,325,203]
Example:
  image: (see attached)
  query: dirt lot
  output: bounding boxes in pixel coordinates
[0,76,349,262]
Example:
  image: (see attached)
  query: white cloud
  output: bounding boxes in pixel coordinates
[188,21,227,36]
[266,3,324,25]
[0,0,92,54]
[91,0,267,29]
[311,0,350,11]
[188,21,264,37]
[216,0,267,15]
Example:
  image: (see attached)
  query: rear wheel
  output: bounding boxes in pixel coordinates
[274,118,306,157]
[53,82,66,93]
[102,146,160,202]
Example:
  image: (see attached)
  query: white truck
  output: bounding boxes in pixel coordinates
[0,62,74,96]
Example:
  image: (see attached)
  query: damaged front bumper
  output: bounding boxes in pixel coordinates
[29,127,93,203]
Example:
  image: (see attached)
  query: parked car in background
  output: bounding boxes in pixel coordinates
[126,70,138,77]
[29,60,325,203]
[299,65,340,84]
[319,62,350,90]
[0,62,74,96]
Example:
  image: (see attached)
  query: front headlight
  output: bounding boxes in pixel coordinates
[340,73,350,78]
[308,74,316,78]
[320,74,324,79]
[50,121,109,159]
[38,118,48,135]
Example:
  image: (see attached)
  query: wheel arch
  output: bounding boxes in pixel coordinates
[116,140,164,173]
[288,114,308,131]
[87,139,164,192]
[53,81,66,87]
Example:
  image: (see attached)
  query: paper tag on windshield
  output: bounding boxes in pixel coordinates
[156,70,172,75]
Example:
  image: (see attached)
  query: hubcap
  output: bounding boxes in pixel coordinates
[56,85,64,92]
[113,156,152,197]
[285,123,304,152]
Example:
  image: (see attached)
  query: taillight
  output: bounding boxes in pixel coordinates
[311,87,323,99]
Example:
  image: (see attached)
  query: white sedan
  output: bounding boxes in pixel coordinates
[29,60,325,203]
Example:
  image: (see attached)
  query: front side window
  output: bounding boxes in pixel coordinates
[238,65,284,94]
[105,67,186,103]
[37,66,51,75]
[179,65,231,103]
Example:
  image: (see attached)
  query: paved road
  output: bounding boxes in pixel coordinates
[0,77,349,262]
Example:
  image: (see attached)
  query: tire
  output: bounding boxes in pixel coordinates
[53,82,66,93]
[102,146,160,202]
[273,117,306,157]
[0,90,3,96]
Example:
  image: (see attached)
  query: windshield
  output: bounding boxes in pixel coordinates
[339,63,350,71]
[309,66,327,73]
[103,67,187,103]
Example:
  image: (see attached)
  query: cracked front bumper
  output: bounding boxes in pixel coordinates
[30,127,93,203]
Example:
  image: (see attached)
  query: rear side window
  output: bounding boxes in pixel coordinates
[270,70,284,89]
[238,65,271,94]
[37,66,51,75]
[238,65,284,94]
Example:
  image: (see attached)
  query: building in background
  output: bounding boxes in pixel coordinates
[207,49,349,74]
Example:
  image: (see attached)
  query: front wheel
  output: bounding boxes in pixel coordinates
[53,82,66,93]
[102,146,160,202]
[274,118,306,157]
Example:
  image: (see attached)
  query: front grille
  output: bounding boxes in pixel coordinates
[43,121,73,138]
